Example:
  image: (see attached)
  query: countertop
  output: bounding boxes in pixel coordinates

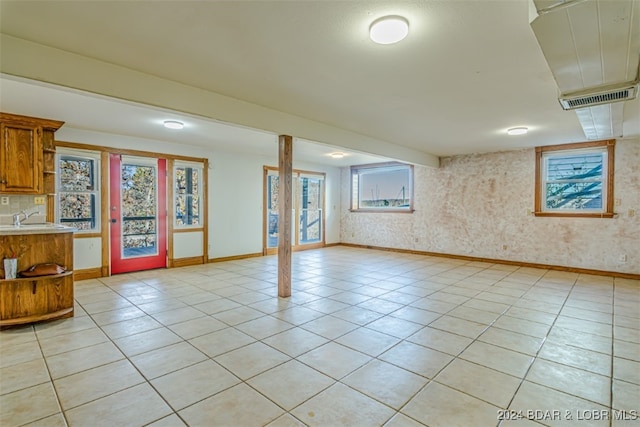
[0,223,77,236]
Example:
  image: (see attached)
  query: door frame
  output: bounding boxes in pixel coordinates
[109,153,168,274]
[263,166,326,255]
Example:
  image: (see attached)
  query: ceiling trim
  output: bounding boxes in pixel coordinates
[0,34,440,168]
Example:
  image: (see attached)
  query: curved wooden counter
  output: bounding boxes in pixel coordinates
[0,225,75,327]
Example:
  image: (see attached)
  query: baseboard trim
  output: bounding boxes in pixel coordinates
[209,252,263,263]
[171,256,205,268]
[339,243,640,280]
[74,268,103,281]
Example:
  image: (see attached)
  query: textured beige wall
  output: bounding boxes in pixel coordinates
[341,139,639,275]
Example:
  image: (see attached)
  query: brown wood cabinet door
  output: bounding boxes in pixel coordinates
[0,122,43,193]
[0,280,40,319]
[43,276,74,313]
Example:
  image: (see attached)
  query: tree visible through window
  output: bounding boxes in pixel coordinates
[535,140,615,217]
[121,164,157,250]
[351,162,413,212]
[175,164,201,226]
[58,155,99,230]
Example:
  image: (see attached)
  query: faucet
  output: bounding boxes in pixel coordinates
[12,210,39,227]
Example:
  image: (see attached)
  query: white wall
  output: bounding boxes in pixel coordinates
[174,232,203,258]
[208,151,265,258]
[56,128,342,263]
[208,150,341,258]
[74,237,102,270]
[57,128,208,159]
[341,139,640,275]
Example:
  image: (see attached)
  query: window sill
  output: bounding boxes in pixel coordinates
[533,212,614,218]
[73,231,102,238]
[349,209,415,214]
[174,226,204,232]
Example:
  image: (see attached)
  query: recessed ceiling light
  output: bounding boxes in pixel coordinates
[330,152,345,159]
[370,16,409,45]
[163,120,184,130]
[507,127,528,136]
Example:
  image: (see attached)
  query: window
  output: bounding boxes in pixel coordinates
[535,140,615,218]
[57,151,100,231]
[174,162,203,227]
[351,162,414,212]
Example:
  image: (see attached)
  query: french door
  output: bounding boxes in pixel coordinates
[264,167,325,255]
[109,154,167,274]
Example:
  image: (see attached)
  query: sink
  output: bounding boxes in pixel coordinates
[0,223,68,230]
[20,224,66,229]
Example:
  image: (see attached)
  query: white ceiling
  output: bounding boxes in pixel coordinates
[0,76,386,167]
[0,0,638,165]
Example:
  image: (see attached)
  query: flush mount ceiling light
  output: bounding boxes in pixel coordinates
[330,152,345,159]
[507,127,528,136]
[369,16,409,45]
[163,120,184,130]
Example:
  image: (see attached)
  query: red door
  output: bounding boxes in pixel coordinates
[109,154,167,274]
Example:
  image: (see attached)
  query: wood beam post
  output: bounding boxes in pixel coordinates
[278,135,293,297]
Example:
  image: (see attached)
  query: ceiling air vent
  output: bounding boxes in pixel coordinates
[559,81,638,110]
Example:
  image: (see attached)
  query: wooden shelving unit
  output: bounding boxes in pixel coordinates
[0,231,74,327]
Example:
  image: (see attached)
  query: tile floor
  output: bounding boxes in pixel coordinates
[1,246,639,427]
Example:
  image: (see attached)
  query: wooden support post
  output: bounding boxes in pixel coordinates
[278,135,293,297]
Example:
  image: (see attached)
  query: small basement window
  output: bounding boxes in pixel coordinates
[351,162,414,212]
[535,140,615,218]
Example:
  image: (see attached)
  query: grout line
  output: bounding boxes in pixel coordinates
[609,277,616,427]
[4,248,635,427]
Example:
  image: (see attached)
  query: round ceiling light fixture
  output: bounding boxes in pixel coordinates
[507,127,528,136]
[369,16,409,45]
[163,120,184,130]
[330,152,345,159]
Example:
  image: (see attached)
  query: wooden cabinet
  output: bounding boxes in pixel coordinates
[0,113,64,195]
[42,129,57,195]
[0,274,74,325]
[0,121,42,193]
[0,229,74,327]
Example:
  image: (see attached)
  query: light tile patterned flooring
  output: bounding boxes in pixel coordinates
[1,246,639,427]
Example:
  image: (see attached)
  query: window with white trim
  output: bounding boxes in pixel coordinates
[174,161,203,227]
[351,162,414,212]
[535,140,614,217]
[57,150,101,231]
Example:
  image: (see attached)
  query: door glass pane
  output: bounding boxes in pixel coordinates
[299,177,322,245]
[121,163,158,258]
[267,174,279,248]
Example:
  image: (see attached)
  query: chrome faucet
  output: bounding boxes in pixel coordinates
[12,210,39,227]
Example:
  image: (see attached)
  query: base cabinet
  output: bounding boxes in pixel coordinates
[0,230,74,327]
[0,274,74,326]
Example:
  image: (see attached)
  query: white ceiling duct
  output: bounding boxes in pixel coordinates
[575,103,624,140]
[559,79,639,110]
[530,0,640,140]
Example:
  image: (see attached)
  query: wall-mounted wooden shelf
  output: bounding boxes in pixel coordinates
[0,271,72,283]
